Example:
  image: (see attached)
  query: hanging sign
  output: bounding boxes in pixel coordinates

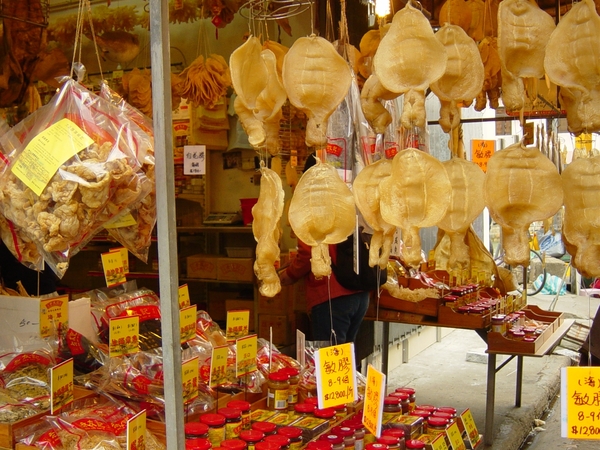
[226,309,250,342]
[180,305,197,344]
[101,250,126,287]
[40,295,69,338]
[314,343,357,409]
[561,366,600,439]
[178,284,191,309]
[126,410,146,450]
[110,247,129,274]
[109,316,139,357]
[460,408,481,448]
[471,140,495,173]
[210,345,229,387]
[236,334,257,377]
[182,357,199,404]
[362,364,386,438]
[50,358,74,414]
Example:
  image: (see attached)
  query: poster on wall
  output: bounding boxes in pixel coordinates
[184,145,206,175]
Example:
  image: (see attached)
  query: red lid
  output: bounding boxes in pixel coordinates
[390,392,409,401]
[227,400,252,412]
[365,444,388,450]
[305,397,319,406]
[252,422,277,434]
[339,419,358,430]
[409,410,431,419]
[432,411,453,420]
[240,430,265,443]
[268,371,290,382]
[331,403,347,411]
[255,442,282,450]
[294,403,316,414]
[376,436,399,446]
[415,405,436,412]
[306,442,333,450]
[218,407,242,419]
[427,417,449,427]
[405,439,425,449]
[318,434,344,445]
[279,367,300,377]
[383,396,400,405]
[265,434,291,447]
[314,408,336,419]
[381,428,405,438]
[436,407,456,415]
[330,426,354,437]
[523,336,537,342]
[200,413,226,426]
[186,438,213,450]
[221,439,247,450]
[395,387,415,395]
[185,422,210,436]
[278,426,303,439]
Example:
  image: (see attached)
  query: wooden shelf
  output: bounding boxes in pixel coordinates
[179,277,254,285]
[177,226,253,233]
[88,271,159,279]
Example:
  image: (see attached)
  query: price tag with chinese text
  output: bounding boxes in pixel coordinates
[431,433,450,450]
[178,284,191,308]
[226,309,250,342]
[40,295,68,338]
[561,366,600,439]
[314,343,357,409]
[446,421,466,450]
[104,213,137,229]
[471,140,495,173]
[362,364,385,438]
[50,358,73,414]
[182,357,199,404]
[180,305,197,344]
[109,316,139,357]
[184,145,206,175]
[210,345,229,387]
[101,251,126,287]
[127,410,146,450]
[110,247,129,273]
[236,334,257,377]
[460,408,481,447]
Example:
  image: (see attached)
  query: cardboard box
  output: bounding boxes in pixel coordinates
[217,257,254,282]
[225,299,255,331]
[258,286,289,315]
[258,314,294,346]
[187,254,219,279]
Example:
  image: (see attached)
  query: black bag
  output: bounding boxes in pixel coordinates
[331,228,387,291]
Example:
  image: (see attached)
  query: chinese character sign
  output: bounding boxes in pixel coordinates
[460,408,481,447]
[236,334,257,378]
[226,310,250,342]
[178,284,191,309]
[127,410,146,450]
[562,366,600,439]
[314,343,357,409]
[40,295,69,338]
[51,358,74,414]
[101,251,126,287]
[362,364,386,438]
[471,140,495,173]
[109,316,140,357]
[182,357,199,404]
[180,305,197,344]
[210,345,229,388]
[184,145,206,175]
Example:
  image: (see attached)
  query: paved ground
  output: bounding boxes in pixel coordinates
[384,293,600,449]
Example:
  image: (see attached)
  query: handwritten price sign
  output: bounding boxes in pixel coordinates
[50,358,73,414]
[178,284,191,309]
[226,309,250,342]
[314,343,357,409]
[236,334,257,377]
[562,366,600,439]
[362,364,385,438]
[109,316,139,357]
[471,139,495,173]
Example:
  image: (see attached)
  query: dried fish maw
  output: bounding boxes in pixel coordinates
[263,40,289,77]
[283,36,352,148]
[400,89,426,130]
[255,50,287,124]
[252,166,285,297]
[484,142,563,267]
[233,95,265,147]
[353,159,395,269]
[230,36,268,110]
[374,3,447,94]
[288,160,355,277]
[439,0,473,32]
[466,0,486,41]
[360,74,400,134]
[380,149,451,268]
[437,158,486,271]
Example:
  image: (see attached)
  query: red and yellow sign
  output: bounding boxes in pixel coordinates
[109,316,139,357]
[40,295,68,338]
[126,410,146,450]
[362,364,385,438]
[315,343,357,409]
[236,334,257,377]
[180,305,197,344]
[178,284,191,309]
[182,357,199,404]
[51,358,74,414]
[460,408,481,447]
[210,345,229,387]
[562,366,600,439]
[226,309,250,342]
[101,250,126,287]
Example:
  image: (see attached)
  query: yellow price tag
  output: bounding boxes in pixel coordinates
[50,358,74,414]
[11,118,94,196]
[446,421,466,450]
[362,364,386,438]
[109,316,139,357]
[226,309,250,342]
[180,305,197,344]
[210,345,229,388]
[101,251,126,287]
[236,334,257,377]
[105,212,137,229]
[562,366,600,439]
[40,295,69,338]
[126,410,146,450]
[110,247,129,274]
[315,343,357,409]
[178,284,191,309]
[471,139,495,173]
[182,357,199,404]
[460,408,481,447]
[431,433,450,450]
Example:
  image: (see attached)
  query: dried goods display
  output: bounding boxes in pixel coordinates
[282,35,352,148]
[180,53,231,109]
[262,40,289,77]
[288,159,356,278]
[380,149,451,269]
[252,165,285,297]
[439,0,472,32]
[465,0,485,41]
[475,37,501,111]
[360,74,400,134]
[497,0,555,112]
[544,0,600,134]
[374,2,447,130]
[484,142,563,267]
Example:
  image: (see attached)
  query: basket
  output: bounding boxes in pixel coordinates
[226,247,254,258]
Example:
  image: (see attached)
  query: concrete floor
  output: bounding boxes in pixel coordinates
[384,293,600,449]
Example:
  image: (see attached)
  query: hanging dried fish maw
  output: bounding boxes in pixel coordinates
[263,40,289,78]
[230,36,268,110]
[353,159,395,269]
[544,0,600,134]
[498,0,555,112]
[252,165,285,297]
[360,74,400,134]
[437,158,486,271]
[484,142,563,267]
[431,24,484,133]
[282,36,352,148]
[380,149,451,268]
[439,0,473,32]
[288,160,355,277]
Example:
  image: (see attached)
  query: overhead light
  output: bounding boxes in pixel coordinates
[375,0,390,17]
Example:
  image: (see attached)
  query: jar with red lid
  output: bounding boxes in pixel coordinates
[332,402,349,419]
[314,407,337,426]
[404,440,425,450]
[219,407,243,439]
[435,407,456,417]
[265,434,291,450]
[383,396,402,413]
[255,441,282,450]
[331,426,356,450]
[277,426,303,450]
[409,410,431,433]
[491,315,506,334]
[415,405,436,413]
[267,371,290,411]
[252,422,277,436]
[186,422,210,440]
[221,439,248,450]
[305,397,319,407]
[509,329,525,341]
[307,441,333,450]
[394,388,416,412]
[186,438,213,450]
[279,368,300,410]
[200,413,227,447]
[431,411,453,423]
[228,400,252,430]
[426,417,449,436]
[319,434,344,450]
[240,430,264,450]
[376,435,400,450]
[364,443,388,450]
[390,392,410,414]
[341,419,365,450]
[294,402,315,418]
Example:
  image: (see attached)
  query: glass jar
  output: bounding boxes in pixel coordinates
[381,429,405,450]
[279,368,300,410]
[319,434,345,450]
[277,426,303,450]
[186,438,212,450]
[265,434,291,450]
[314,407,337,426]
[307,441,334,450]
[186,422,210,440]
[491,315,506,334]
[376,435,400,450]
[240,430,265,450]
[383,396,402,413]
[331,426,356,450]
[409,410,431,433]
[415,405,436,413]
[221,439,248,450]
[255,441,283,450]
[426,417,449,436]
[267,371,290,411]
[364,443,388,450]
[332,403,349,420]
[394,388,416,412]
[341,419,365,450]
[404,440,425,450]
[252,422,277,436]
[294,402,316,418]
[390,392,410,414]
[228,400,252,430]
[435,407,456,418]
[219,407,243,439]
[431,411,453,422]
[305,397,319,407]
[200,413,227,448]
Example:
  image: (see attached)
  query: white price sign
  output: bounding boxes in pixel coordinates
[184,145,206,175]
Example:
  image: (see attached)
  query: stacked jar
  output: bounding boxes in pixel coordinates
[186,438,212,450]
[200,413,227,448]
[279,367,300,411]
[381,429,405,450]
[331,426,356,450]
[219,407,243,439]
[228,400,252,430]
[278,426,304,450]
[267,371,290,411]
[394,388,416,412]
[240,430,264,450]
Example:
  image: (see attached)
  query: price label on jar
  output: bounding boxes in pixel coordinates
[460,408,481,447]
[236,334,257,377]
[182,357,199,404]
[180,305,197,344]
[562,366,600,439]
[127,409,146,450]
[210,345,229,387]
[50,358,73,414]
[178,284,191,308]
[226,309,250,342]
[101,250,126,287]
[314,343,357,409]
[362,364,386,438]
[40,295,69,338]
[446,421,466,450]
[109,316,139,357]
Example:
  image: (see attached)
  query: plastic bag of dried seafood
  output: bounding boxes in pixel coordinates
[0,78,154,278]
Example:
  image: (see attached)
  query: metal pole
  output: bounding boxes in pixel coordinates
[515,356,524,407]
[485,353,497,446]
[149,1,185,448]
